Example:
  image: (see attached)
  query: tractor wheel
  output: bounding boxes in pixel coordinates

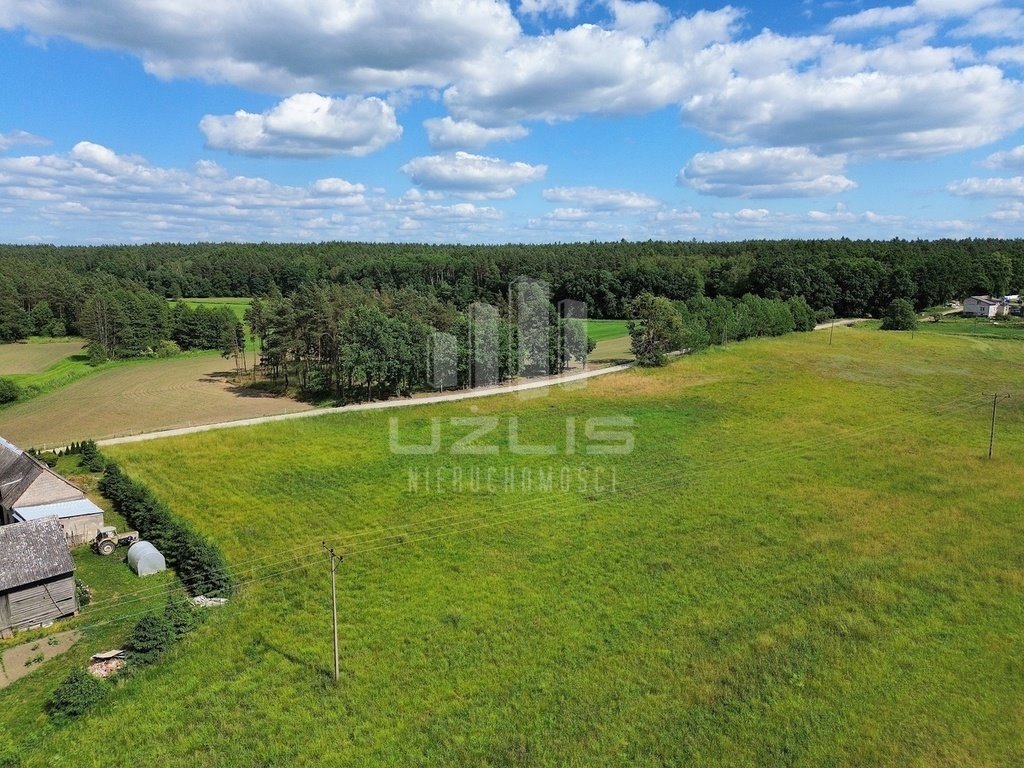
[98,540,115,556]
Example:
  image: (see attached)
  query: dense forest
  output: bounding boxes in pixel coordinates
[1,239,1020,399]
[2,238,1021,322]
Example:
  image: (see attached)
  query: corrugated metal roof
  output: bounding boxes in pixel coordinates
[0,517,75,592]
[13,498,105,521]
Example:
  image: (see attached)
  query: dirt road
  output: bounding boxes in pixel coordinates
[98,362,635,448]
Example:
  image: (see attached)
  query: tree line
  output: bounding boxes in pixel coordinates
[629,293,817,366]
[2,239,1021,380]
[2,238,1021,329]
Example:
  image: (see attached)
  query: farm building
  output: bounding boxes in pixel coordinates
[11,499,105,546]
[963,296,1008,318]
[0,436,104,545]
[0,517,78,637]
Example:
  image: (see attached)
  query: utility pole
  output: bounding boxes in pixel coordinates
[322,542,343,683]
[828,316,835,347]
[989,393,1010,459]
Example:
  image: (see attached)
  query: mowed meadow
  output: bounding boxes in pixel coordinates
[6,325,1024,766]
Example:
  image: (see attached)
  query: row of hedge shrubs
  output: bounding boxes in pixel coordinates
[98,461,233,597]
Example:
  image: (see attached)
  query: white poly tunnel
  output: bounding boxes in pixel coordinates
[127,541,166,577]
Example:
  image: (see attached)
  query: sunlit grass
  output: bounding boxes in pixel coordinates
[585,319,629,342]
[3,325,1023,765]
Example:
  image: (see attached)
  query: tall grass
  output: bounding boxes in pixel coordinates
[3,325,1023,765]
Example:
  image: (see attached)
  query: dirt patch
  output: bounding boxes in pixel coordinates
[0,630,81,690]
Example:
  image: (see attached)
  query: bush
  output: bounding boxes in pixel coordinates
[0,377,19,405]
[86,342,108,366]
[46,668,109,722]
[37,452,59,468]
[787,296,817,332]
[80,440,105,472]
[129,613,174,665]
[157,340,182,358]
[880,298,918,331]
[165,589,199,639]
[75,578,93,607]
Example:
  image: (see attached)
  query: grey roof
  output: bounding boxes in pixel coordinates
[13,498,105,522]
[0,436,83,511]
[967,295,999,305]
[0,517,75,592]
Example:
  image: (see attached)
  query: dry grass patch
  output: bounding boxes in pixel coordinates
[0,353,312,448]
[0,340,86,375]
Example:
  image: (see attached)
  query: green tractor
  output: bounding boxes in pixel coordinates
[92,526,140,556]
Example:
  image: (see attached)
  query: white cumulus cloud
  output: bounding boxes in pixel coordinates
[951,6,1024,39]
[947,176,1024,197]
[606,0,671,37]
[0,130,50,151]
[829,0,1002,33]
[542,186,662,210]
[444,9,741,125]
[983,145,1024,170]
[680,64,1024,158]
[0,141,404,241]
[423,117,529,150]
[0,0,521,93]
[400,151,547,198]
[200,93,401,157]
[680,147,857,198]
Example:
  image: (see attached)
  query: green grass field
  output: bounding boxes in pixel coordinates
[2,325,1023,766]
[586,319,629,342]
[917,316,1024,340]
[167,297,252,322]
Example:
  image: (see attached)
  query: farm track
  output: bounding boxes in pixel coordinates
[98,361,636,448]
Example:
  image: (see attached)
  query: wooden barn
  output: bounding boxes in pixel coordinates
[0,517,79,637]
[0,436,104,545]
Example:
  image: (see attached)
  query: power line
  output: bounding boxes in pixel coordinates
[322,542,342,684]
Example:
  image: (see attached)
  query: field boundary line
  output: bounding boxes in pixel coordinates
[97,362,635,447]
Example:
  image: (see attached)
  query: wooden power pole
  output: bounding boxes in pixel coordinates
[989,393,1010,459]
[322,542,343,683]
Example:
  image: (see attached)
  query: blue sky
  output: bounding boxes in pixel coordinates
[1,0,1022,244]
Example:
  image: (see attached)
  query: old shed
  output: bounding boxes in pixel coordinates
[0,517,78,637]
